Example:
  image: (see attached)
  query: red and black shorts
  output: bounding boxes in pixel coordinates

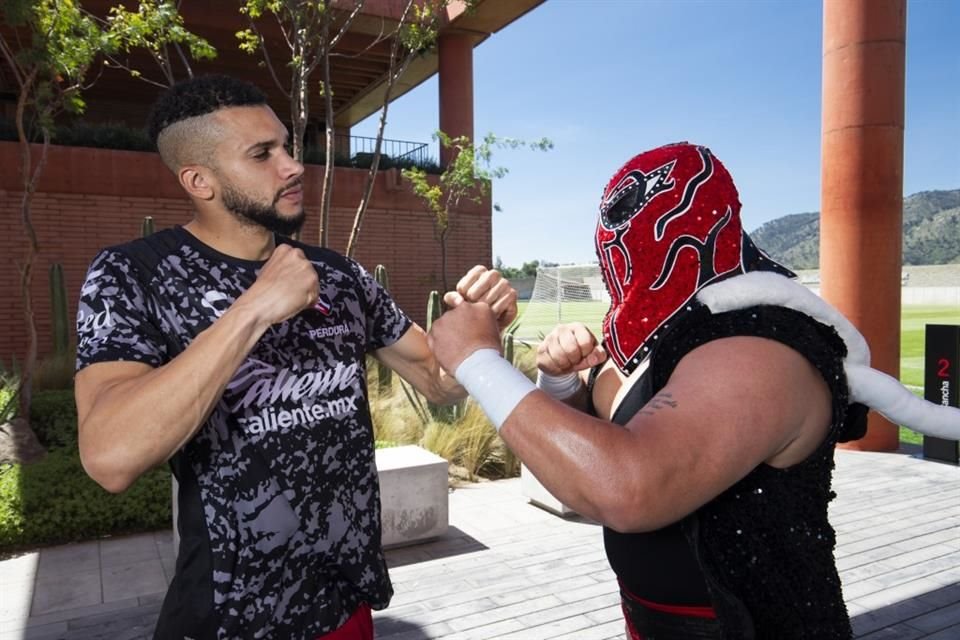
[620,582,722,640]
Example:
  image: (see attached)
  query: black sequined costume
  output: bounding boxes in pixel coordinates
[598,304,866,639]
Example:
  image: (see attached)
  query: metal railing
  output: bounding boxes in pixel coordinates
[302,133,435,170]
[342,134,430,165]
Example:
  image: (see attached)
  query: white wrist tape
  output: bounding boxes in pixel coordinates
[536,370,583,400]
[454,348,536,431]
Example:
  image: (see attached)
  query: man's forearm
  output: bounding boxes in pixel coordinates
[431,366,468,404]
[78,301,270,492]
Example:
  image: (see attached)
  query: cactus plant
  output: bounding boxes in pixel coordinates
[424,290,449,419]
[423,290,468,423]
[49,263,69,357]
[374,264,392,393]
[141,216,155,237]
[503,328,515,366]
[426,289,441,331]
[374,264,389,289]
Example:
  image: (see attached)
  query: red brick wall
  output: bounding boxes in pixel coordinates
[0,142,492,363]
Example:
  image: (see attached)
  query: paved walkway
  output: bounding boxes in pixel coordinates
[1,447,959,639]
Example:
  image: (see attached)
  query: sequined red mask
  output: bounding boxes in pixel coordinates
[595,142,792,374]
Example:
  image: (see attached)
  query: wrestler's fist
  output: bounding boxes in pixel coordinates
[443,265,518,331]
[240,244,320,325]
[537,323,607,376]
[428,301,502,374]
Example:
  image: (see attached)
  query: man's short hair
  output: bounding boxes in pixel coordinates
[147,75,266,146]
[147,75,267,171]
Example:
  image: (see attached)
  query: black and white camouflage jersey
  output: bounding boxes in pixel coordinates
[76,226,412,640]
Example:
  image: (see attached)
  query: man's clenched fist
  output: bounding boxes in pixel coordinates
[443,265,518,331]
[240,244,320,325]
[537,322,607,376]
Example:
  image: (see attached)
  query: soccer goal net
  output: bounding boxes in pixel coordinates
[513,264,609,341]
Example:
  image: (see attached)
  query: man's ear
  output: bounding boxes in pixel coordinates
[179,166,215,201]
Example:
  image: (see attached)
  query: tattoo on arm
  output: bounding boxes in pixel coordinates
[639,392,679,416]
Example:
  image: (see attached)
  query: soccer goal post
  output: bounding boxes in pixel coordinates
[513,264,609,341]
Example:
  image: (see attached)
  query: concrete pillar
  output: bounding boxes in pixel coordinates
[438,32,474,167]
[821,0,906,451]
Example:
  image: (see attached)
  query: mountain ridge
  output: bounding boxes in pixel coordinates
[750,189,960,269]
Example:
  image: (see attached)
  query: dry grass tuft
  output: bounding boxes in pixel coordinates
[367,343,537,481]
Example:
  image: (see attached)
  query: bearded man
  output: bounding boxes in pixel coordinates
[75,74,517,640]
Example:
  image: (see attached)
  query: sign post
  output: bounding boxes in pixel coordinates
[922,324,959,463]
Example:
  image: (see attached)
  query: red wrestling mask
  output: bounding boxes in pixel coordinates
[595,142,793,374]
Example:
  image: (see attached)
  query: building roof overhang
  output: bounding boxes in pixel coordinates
[0,0,543,130]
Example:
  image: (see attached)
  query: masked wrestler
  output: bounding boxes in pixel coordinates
[427,142,960,639]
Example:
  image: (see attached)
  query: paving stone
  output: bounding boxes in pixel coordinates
[25,598,140,629]
[98,535,160,569]
[1,449,958,638]
[0,552,38,587]
[0,580,33,626]
[101,559,167,603]
[31,569,102,617]
[903,601,960,633]
[36,542,99,581]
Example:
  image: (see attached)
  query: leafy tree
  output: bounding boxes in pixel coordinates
[238,0,476,251]
[0,0,110,420]
[237,0,365,245]
[0,0,209,423]
[493,257,521,280]
[403,131,552,293]
[95,0,216,86]
[344,0,457,257]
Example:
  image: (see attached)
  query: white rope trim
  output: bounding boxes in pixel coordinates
[696,272,960,439]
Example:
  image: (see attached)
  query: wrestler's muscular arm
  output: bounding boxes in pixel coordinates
[429,302,834,534]
[76,245,318,494]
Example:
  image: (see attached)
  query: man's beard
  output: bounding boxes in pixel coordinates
[221,181,305,237]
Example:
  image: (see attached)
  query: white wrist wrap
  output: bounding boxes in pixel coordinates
[454,348,536,431]
[536,370,583,400]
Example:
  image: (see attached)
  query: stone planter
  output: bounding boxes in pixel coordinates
[376,445,449,548]
[173,444,449,553]
[520,463,577,517]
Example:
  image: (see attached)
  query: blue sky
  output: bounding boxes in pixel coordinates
[354,0,960,268]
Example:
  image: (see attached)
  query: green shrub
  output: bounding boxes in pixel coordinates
[0,116,152,151]
[0,116,443,173]
[0,361,19,423]
[52,121,153,151]
[0,388,171,551]
[0,449,171,550]
[29,390,77,450]
[0,117,16,142]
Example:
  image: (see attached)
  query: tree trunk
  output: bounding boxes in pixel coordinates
[318,5,334,249]
[344,0,417,257]
[290,60,308,163]
[15,72,41,420]
[344,94,388,258]
[290,39,308,242]
[0,417,47,465]
[439,227,450,294]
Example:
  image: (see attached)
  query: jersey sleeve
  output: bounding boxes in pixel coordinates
[75,249,168,371]
[348,259,413,351]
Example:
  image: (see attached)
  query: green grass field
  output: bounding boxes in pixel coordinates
[514,299,607,340]
[515,301,959,444]
[900,306,960,389]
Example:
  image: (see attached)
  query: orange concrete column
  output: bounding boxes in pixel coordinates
[438,32,474,167]
[821,0,906,451]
